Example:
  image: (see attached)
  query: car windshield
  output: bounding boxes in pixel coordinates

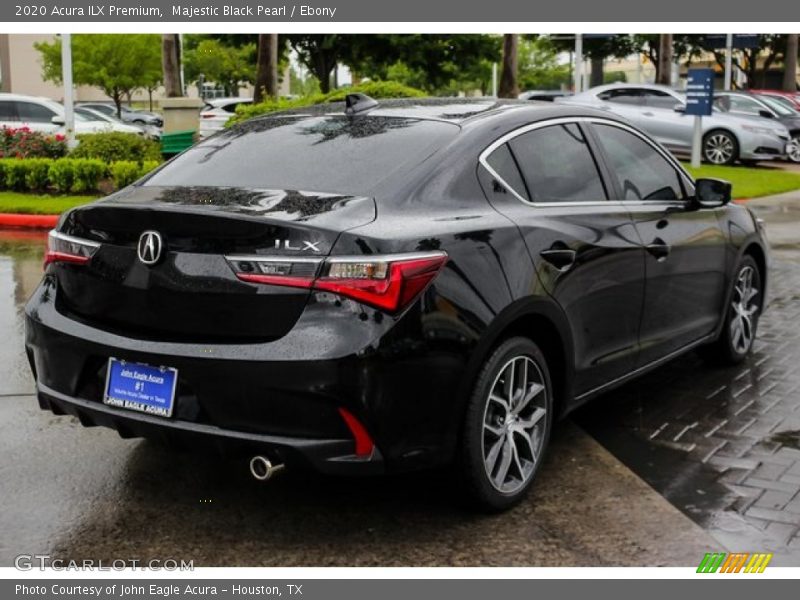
[143,115,459,195]
[757,95,797,116]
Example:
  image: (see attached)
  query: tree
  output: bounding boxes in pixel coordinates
[498,35,519,98]
[184,38,255,96]
[518,37,570,91]
[784,34,799,92]
[35,34,161,116]
[162,34,182,97]
[287,35,340,93]
[656,34,674,85]
[551,35,636,89]
[254,34,280,102]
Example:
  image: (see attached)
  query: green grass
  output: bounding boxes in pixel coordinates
[682,163,800,199]
[0,192,98,215]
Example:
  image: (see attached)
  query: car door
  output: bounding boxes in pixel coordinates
[14,101,58,133]
[479,120,645,396]
[637,89,694,153]
[589,121,728,366]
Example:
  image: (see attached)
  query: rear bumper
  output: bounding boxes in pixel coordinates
[35,382,384,475]
[25,277,469,474]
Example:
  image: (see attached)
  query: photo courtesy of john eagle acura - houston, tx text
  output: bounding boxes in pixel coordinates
[24,94,768,511]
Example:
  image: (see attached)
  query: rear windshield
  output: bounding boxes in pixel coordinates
[145,115,459,195]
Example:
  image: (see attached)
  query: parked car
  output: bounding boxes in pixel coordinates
[518,90,570,102]
[558,83,792,165]
[26,97,768,511]
[714,91,800,163]
[78,102,163,128]
[0,93,144,136]
[199,97,252,138]
[73,106,152,137]
[749,89,800,111]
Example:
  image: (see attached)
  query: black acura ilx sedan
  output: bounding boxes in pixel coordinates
[25,95,768,510]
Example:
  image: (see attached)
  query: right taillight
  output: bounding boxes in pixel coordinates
[226,251,448,314]
[44,230,100,268]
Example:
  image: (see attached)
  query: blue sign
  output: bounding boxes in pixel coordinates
[685,69,715,117]
[104,358,177,418]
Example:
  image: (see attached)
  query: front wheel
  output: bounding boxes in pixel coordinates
[699,256,762,365]
[459,337,553,512]
[703,130,739,165]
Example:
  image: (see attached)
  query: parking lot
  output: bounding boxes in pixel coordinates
[1,193,799,567]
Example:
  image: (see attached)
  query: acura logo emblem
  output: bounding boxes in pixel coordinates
[137,231,163,265]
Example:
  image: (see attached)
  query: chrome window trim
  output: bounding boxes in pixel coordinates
[224,255,324,264]
[49,230,101,248]
[478,116,694,208]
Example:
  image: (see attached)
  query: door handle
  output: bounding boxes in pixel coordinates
[642,111,655,117]
[540,248,577,271]
[646,238,671,261]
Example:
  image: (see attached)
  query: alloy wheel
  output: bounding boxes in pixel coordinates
[704,133,735,165]
[481,355,548,494]
[730,265,760,354]
[788,137,800,163]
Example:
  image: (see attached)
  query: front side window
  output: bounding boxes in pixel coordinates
[0,101,17,121]
[594,124,685,201]
[506,123,607,203]
[642,90,682,110]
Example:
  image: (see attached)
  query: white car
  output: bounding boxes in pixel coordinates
[199,97,252,138]
[74,106,154,138]
[0,93,141,136]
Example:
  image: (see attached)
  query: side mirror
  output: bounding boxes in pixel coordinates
[51,115,65,125]
[758,109,775,119]
[693,178,732,208]
[674,104,686,113]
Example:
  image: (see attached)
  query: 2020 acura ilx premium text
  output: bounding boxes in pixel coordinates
[25,96,768,511]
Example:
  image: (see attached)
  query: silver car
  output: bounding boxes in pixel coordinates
[558,83,792,165]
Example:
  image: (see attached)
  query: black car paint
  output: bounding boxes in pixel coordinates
[25,99,769,475]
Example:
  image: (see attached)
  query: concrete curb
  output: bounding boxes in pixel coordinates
[0,214,58,229]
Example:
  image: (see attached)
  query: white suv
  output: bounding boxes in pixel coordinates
[0,93,143,135]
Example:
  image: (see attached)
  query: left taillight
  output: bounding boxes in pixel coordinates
[226,251,448,314]
[44,230,100,268]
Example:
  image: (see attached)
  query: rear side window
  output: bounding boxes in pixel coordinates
[145,115,458,195]
[594,124,685,201]
[507,123,607,203]
[597,89,644,105]
[485,143,528,200]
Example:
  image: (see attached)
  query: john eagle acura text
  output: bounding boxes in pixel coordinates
[25,96,768,510]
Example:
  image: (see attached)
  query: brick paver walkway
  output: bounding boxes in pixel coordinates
[577,255,800,564]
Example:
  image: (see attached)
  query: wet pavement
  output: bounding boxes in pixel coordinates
[1,192,799,566]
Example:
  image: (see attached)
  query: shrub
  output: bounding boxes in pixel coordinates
[23,158,54,190]
[0,127,67,159]
[4,159,30,190]
[70,132,161,163]
[140,160,160,178]
[48,159,75,193]
[110,160,142,189]
[229,81,426,125]
[71,159,108,193]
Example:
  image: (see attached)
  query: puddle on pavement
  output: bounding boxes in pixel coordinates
[769,430,800,450]
[0,229,46,396]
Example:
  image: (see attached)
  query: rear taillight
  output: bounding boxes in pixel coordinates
[44,230,100,268]
[226,251,448,313]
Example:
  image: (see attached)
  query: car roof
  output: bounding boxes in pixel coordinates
[206,97,252,106]
[232,97,620,129]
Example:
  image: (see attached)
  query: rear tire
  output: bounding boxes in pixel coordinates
[699,256,762,365]
[788,135,800,163]
[459,337,553,512]
[703,130,739,165]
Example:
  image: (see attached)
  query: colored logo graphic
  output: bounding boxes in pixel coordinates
[697,552,773,573]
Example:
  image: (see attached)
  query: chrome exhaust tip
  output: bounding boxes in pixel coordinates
[249,455,285,481]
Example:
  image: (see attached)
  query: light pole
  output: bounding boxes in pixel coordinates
[574,34,583,92]
[60,33,76,149]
